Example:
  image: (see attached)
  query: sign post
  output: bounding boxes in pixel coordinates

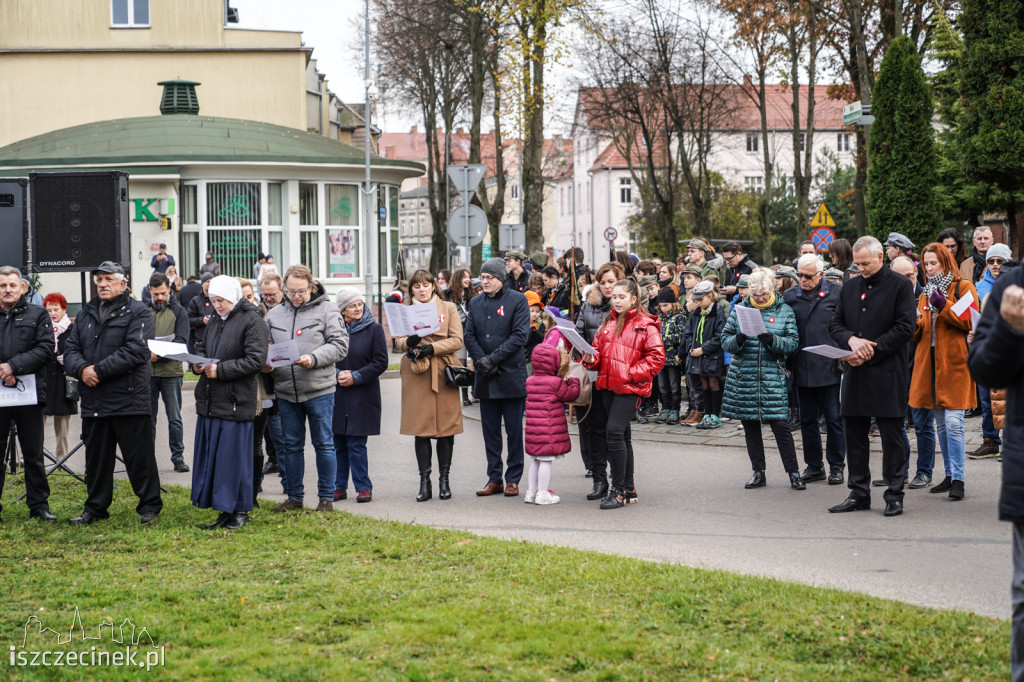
[446,164,487,260]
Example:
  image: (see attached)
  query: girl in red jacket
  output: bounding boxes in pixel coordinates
[524,343,581,504]
[584,279,666,509]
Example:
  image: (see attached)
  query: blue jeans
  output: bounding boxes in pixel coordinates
[150,376,184,463]
[979,387,1002,443]
[277,394,337,502]
[934,407,965,481]
[901,407,936,478]
[796,384,845,471]
[334,435,371,492]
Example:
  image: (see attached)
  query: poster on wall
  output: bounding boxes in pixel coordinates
[328,229,358,278]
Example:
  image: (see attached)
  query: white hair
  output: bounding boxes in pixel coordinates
[973,225,993,237]
[747,267,775,294]
[92,273,126,283]
[852,236,883,258]
[796,253,824,274]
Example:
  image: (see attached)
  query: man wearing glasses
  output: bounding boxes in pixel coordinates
[721,241,757,298]
[257,272,284,477]
[0,266,56,523]
[970,243,1014,460]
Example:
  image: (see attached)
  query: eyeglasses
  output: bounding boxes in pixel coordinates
[262,291,281,298]
[479,274,497,282]
[283,287,310,296]
[987,258,1006,265]
[797,272,819,280]
[944,244,957,252]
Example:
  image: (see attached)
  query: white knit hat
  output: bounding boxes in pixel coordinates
[335,287,363,312]
[208,275,242,306]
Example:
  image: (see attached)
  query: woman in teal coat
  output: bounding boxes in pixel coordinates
[721,268,803,490]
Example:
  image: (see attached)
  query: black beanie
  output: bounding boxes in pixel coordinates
[656,286,677,304]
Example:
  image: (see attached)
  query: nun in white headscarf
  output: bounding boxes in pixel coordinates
[191,275,269,530]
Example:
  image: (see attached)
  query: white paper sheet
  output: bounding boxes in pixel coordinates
[552,317,598,355]
[267,340,301,368]
[803,344,854,359]
[383,302,440,336]
[147,340,217,365]
[154,334,174,342]
[969,307,981,330]
[951,294,974,318]
[735,305,767,336]
[0,374,37,407]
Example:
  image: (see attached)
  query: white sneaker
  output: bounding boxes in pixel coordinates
[535,490,560,505]
[524,489,537,504]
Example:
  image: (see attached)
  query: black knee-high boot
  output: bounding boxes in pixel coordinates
[437,435,453,500]
[414,437,432,502]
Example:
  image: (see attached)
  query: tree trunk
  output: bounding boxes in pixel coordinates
[523,25,546,254]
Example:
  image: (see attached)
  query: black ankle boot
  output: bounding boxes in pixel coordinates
[586,480,609,501]
[417,473,432,502]
[930,476,952,493]
[438,468,451,500]
[436,435,453,500]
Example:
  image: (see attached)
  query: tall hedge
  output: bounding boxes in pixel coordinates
[867,36,941,250]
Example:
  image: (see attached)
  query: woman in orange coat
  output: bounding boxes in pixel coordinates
[910,242,979,501]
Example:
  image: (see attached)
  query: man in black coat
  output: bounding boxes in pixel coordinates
[784,254,845,485]
[64,261,162,525]
[968,259,1024,677]
[828,236,916,517]
[465,257,530,496]
[721,241,757,299]
[0,266,56,522]
[504,250,531,293]
[186,273,215,353]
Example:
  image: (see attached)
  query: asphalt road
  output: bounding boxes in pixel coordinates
[23,375,1012,619]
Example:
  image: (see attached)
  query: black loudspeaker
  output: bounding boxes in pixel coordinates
[0,178,28,271]
[30,171,129,272]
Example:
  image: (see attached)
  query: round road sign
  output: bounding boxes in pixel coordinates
[603,227,618,242]
[811,226,836,253]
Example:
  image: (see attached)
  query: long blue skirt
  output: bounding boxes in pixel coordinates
[191,415,254,513]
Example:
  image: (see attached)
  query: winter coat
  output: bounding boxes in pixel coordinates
[464,285,530,400]
[585,309,665,397]
[682,302,726,377]
[64,292,154,418]
[194,299,269,422]
[968,263,1024,522]
[575,285,609,344]
[724,255,757,290]
[150,297,189,378]
[829,265,917,418]
[266,282,349,404]
[910,277,979,411]
[506,269,530,293]
[525,344,580,457]
[333,307,389,437]
[177,281,203,310]
[0,296,54,408]
[720,296,799,422]
[783,278,844,388]
[42,324,76,416]
[396,297,464,437]
[187,293,214,347]
[976,268,997,305]
[960,249,986,284]
[659,310,687,367]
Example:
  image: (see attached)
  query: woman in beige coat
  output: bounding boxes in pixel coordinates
[396,269,464,502]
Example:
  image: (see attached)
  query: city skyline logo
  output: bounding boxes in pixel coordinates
[19,606,158,649]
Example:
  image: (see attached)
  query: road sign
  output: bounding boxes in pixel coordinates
[446,204,487,248]
[446,165,486,205]
[811,227,836,253]
[810,203,835,228]
[498,223,525,252]
[842,101,873,126]
[482,243,492,259]
[603,227,618,242]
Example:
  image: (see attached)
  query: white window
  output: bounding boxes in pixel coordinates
[112,0,149,26]
[511,184,520,200]
[745,176,763,193]
[799,132,806,152]
[619,178,632,205]
[838,133,851,153]
[745,134,758,153]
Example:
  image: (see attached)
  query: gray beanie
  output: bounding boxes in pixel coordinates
[335,287,363,313]
[480,257,506,281]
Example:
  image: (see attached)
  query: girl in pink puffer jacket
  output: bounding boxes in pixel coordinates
[524,343,581,505]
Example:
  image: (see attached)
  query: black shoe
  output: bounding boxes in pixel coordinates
[965,407,981,418]
[829,497,871,513]
[623,488,638,504]
[635,410,648,424]
[438,467,452,501]
[907,473,932,489]
[173,461,190,473]
[262,460,279,475]
[68,511,102,526]
[871,478,886,487]
[744,471,766,489]
[883,500,903,517]
[224,512,249,530]
[949,480,965,500]
[29,508,57,522]
[204,512,233,530]
[789,472,806,490]
[587,481,609,501]
[584,469,593,479]
[599,487,624,509]
[827,469,845,485]
[930,476,952,493]
[416,473,432,502]
[139,511,159,525]
[801,467,826,483]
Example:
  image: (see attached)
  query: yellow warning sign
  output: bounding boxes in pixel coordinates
[810,203,835,228]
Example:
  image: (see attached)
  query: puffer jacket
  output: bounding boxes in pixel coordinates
[682,302,726,376]
[659,310,686,367]
[575,284,610,344]
[266,282,348,403]
[525,344,580,457]
[585,308,665,397]
[195,299,268,421]
[720,296,799,422]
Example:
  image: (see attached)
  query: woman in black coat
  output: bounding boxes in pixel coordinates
[42,293,77,460]
[332,289,388,503]
[191,276,269,530]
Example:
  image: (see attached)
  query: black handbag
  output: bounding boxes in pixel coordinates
[444,364,475,387]
[64,375,79,401]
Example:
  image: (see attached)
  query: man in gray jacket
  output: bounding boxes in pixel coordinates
[265,264,348,512]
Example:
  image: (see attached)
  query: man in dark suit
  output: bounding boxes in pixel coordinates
[828,236,917,517]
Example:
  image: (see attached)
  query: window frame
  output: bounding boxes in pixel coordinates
[619,177,632,206]
[837,133,851,153]
[745,133,759,154]
[111,0,150,28]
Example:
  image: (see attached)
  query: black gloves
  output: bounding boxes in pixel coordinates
[407,344,435,360]
[758,332,774,348]
[406,334,422,348]
[734,333,748,347]
[476,356,499,378]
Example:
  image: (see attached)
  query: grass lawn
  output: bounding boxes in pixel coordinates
[0,478,1010,680]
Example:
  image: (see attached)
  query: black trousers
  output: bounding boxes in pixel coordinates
[844,415,905,502]
[741,420,799,474]
[0,405,49,515]
[479,397,525,485]
[578,393,608,485]
[602,391,637,490]
[657,365,682,411]
[82,415,163,517]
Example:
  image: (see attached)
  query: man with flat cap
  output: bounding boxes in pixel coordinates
[64,261,162,525]
[883,233,916,263]
[504,250,531,293]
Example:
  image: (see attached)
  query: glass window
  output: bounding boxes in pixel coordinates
[745,176,763,193]
[300,232,320,278]
[838,133,851,153]
[268,232,283,263]
[208,229,261,278]
[327,229,359,278]
[182,232,199,279]
[112,0,149,26]
[299,183,318,226]
[182,185,197,225]
[746,133,758,153]
[268,182,283,226]
[207,182,261,227]
[619,178,632,205]
[326,184,359,226]
[388,186,399,227]
[799,132,806,152]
